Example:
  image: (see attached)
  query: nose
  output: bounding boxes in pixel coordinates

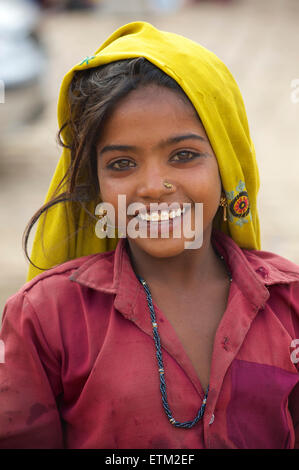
[135,164,175,200]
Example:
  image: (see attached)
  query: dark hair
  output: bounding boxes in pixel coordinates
[23,57,196,269]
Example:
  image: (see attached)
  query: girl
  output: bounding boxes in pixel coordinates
[0,21,299,449]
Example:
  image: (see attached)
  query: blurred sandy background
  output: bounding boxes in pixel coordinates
[1,0,299,314]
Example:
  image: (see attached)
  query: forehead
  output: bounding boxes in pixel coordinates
[113,84,197,116]
[99,85,205,143]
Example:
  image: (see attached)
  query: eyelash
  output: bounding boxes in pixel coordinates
[106,151,203,171]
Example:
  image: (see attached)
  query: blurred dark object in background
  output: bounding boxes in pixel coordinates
[0,0,47,136]
[32,0,97,10]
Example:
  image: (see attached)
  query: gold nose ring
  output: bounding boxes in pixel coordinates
[163,181,173,189]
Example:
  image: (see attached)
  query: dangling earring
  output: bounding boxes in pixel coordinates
[96,208,108,233]
[219,195,228,222]
[95,206,125,238]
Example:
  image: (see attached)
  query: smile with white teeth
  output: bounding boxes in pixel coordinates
[137,207,186,222]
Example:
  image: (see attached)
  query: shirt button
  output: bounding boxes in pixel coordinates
[256,267,268,279]
[209,414,215,425]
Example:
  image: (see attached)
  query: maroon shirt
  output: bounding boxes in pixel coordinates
[1,231,299,449]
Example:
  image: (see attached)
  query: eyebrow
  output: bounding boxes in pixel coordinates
[98,133,207,156]
[164,133,206,145]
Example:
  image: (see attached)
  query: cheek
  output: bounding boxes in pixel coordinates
[97,167,120,201]
[187,166,222,224]
[187,165,221,201]
[97,174,132,224]
[98,177,115,202]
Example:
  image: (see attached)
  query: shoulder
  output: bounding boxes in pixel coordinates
[28,250,115,291]
[243,247,299,284]
[242,247,299,339]
[1,250,120,365]
[214,231,299,333]
[3,249,117,318]
[214,229,299,284]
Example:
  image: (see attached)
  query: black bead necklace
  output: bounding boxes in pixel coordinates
[137,248,232,429]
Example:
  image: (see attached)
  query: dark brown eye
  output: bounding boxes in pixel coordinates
[107,159,135,170]
[171,151,200,162]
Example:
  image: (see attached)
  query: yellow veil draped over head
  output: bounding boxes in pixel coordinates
[27,21,260,281]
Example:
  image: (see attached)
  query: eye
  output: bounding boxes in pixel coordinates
[171,151,202,162]
[107,159,136,171]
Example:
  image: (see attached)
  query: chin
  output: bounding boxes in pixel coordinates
[128,236,193,259]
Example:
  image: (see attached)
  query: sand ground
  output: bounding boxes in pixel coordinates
[1,0,299,313]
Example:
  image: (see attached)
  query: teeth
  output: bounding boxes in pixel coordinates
[160,210,169,220]
[137,207,185,222]
[151,212,159,222]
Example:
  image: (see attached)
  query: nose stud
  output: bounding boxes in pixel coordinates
[163,181,173,189]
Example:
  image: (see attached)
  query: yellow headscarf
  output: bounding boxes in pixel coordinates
[27,21,260,281]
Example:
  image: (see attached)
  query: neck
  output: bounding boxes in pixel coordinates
[126,228,224,290]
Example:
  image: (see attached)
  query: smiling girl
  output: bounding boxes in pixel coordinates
[0,22,299,449]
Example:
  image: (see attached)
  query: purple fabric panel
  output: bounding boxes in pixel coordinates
[227,359,299,449]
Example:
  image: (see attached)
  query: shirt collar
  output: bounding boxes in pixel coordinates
[70,231,299,313]
[69,237,140,318]
[212,230,299,307]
